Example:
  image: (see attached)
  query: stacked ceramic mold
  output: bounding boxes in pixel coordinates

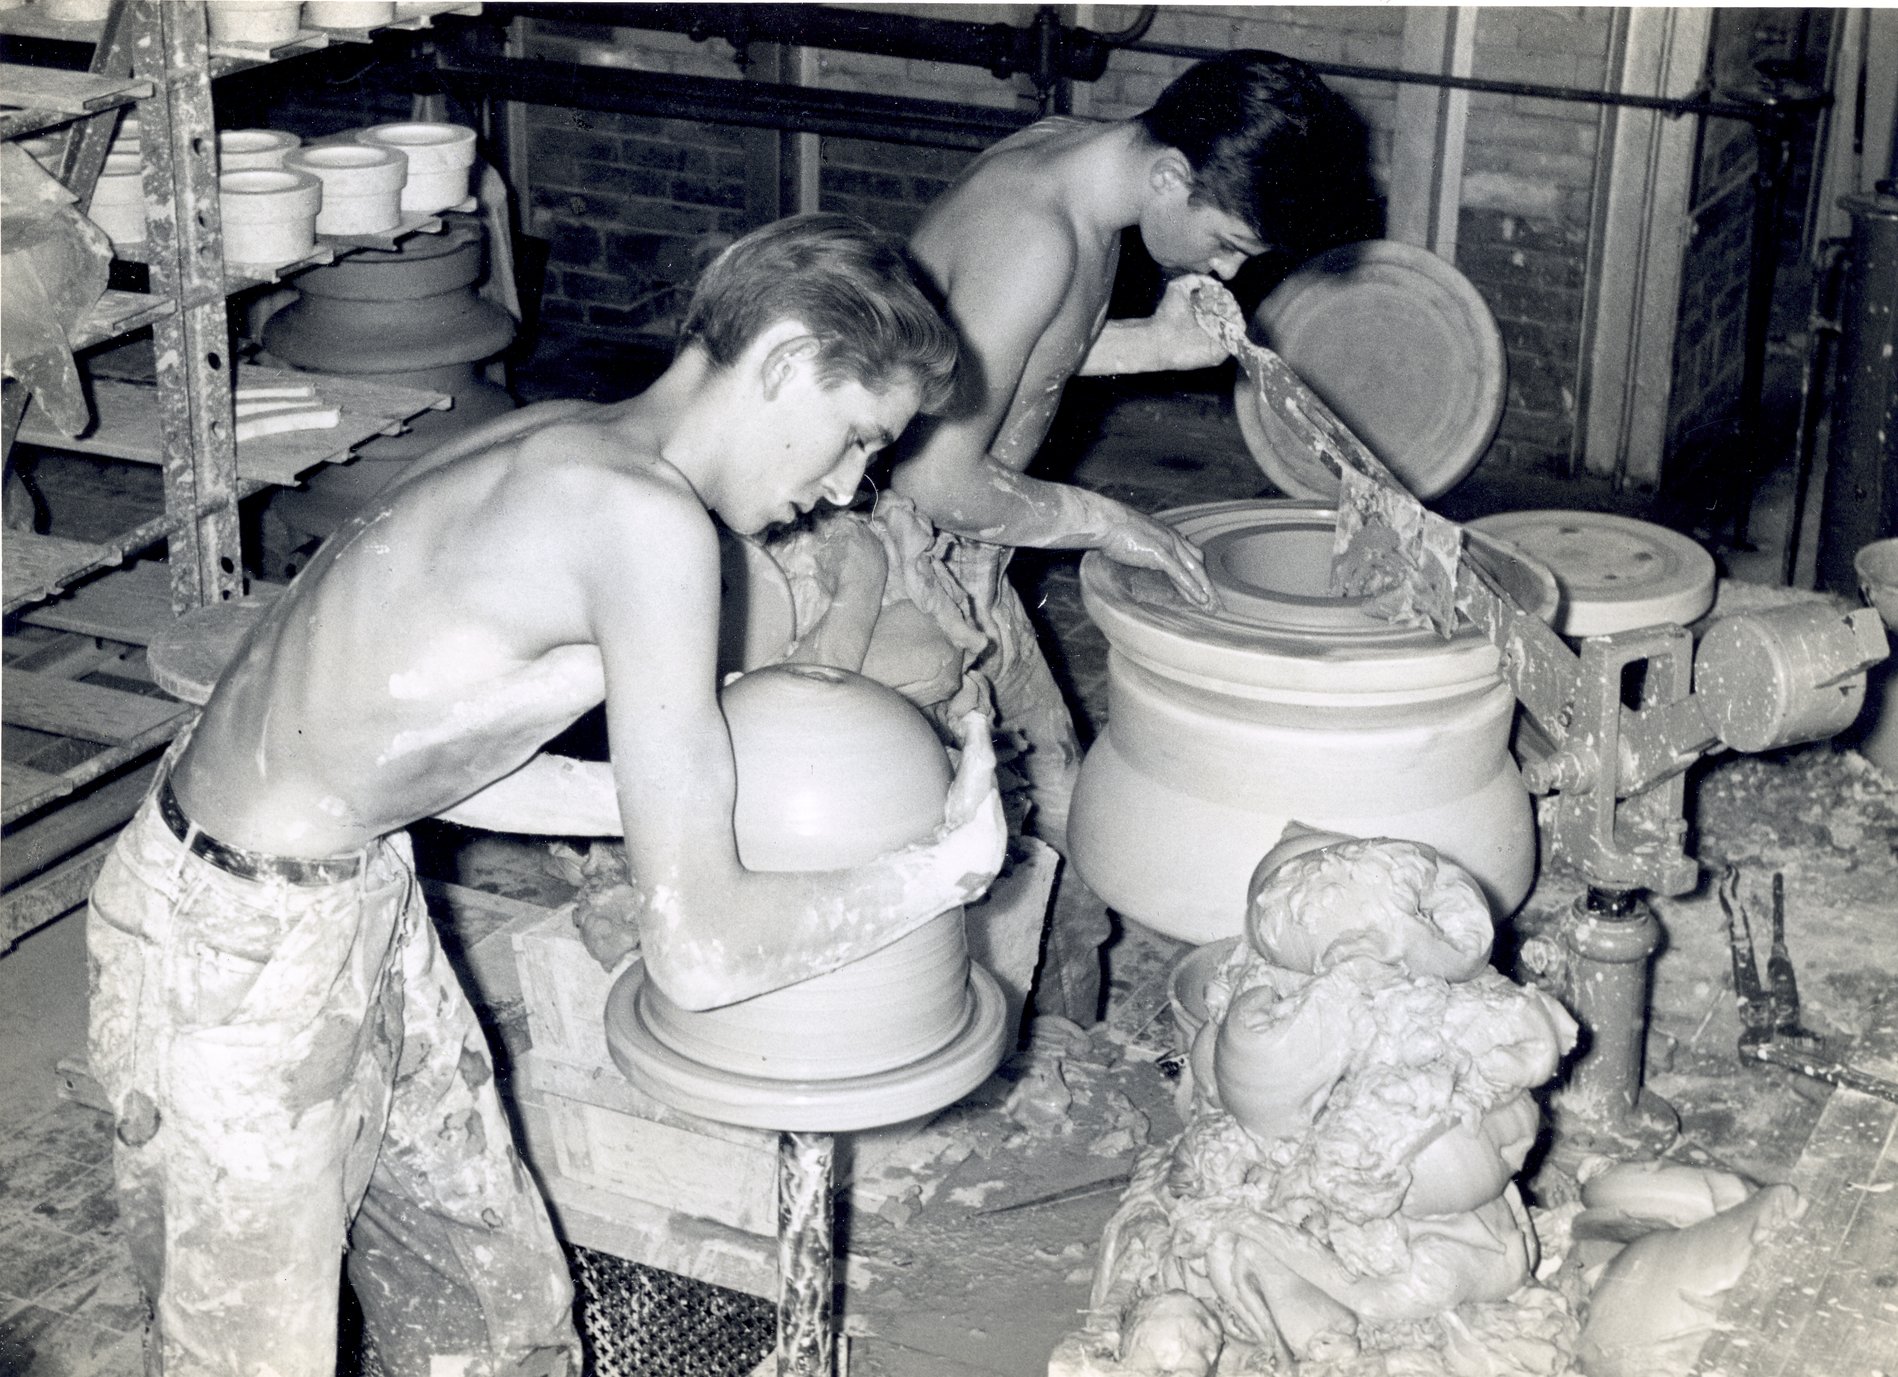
[91,114,144,248]
[216,121,476,271]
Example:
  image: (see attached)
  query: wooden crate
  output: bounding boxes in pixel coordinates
[501,840,1061,1296]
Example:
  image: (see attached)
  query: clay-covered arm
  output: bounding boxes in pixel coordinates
[434,753,622,835]
[588,491,1005,1011]
[892,236,1214,607]
[1078,273,1234,377]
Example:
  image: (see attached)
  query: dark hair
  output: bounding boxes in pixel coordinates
[679,213,959,412]
[1137,50,1377,259]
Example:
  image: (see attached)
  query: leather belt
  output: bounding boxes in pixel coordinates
[156,774,365,887]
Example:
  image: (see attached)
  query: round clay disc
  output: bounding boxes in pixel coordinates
[605,960,1010,1133]
[1233,239,1506,501]
[1466,510,1716,637]
[145,590,284,705]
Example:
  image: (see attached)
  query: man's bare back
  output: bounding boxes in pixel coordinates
[910,118,1119,473]
[173,401,683,857]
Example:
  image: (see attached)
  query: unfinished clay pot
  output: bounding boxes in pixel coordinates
[355,121,476,214]
[635,665,977,1079]
[1069,500,1557,944]
[220,168,320,268]
[218,128,301,172]
[86,151,144,249]
[205,0,303,46]
[302,0,396,24]
[285,142,405,234]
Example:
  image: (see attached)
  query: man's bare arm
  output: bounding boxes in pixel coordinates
[435,753,621,835]
[583,484,1005,1011]
[893,238,1215,605]
[1079,273,1233,376]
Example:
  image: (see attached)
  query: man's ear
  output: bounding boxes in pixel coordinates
[1150,149,1195,198]
[760,330,821,400]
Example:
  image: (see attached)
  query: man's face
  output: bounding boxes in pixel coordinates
[1143,198,1268,281]
[734,363,921,535]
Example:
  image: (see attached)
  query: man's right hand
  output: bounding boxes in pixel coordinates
[1100,506,1218,609]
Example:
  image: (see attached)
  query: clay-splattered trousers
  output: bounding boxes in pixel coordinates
[86,785,579,1377]
[942,534,1113,1021]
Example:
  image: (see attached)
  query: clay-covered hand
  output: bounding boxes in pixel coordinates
[1152,273,1241,372]
[935,710,1009,903]
[1100,504,1218,609]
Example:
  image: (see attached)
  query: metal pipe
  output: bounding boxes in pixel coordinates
[1783,237,1851,585]
[480,2,1127,85]
[776,1130,835,1377]
[432,50,1032,151]
[1125,37,1831,127]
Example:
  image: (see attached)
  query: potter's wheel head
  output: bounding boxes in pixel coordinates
[1079,500,1557,698]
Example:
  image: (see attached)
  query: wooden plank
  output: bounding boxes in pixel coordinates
[0,65,149,115]
[1,836,114,957]
[19,370,451,486]
[1,669,187,745]
[70,289,171,352]
[22,562,178,644]
[3,532,120,611]
[1695,997,1898,1375]
[1,758,64,813]
[520,1137,778,1300]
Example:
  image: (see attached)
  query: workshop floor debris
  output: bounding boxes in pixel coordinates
[4,349,1896,1375]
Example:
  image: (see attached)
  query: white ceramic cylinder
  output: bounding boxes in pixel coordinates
[286,143,406,234]
[219,128,301,172]
[33,0,113,19]
[302,0,395,24]
[205,0,303,45]
[1069,501,1555,944]
[221,168,321,267]
[87,150,146,249]
[354,122,476,213]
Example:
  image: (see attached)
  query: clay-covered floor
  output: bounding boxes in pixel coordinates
[4,334,1896,1375]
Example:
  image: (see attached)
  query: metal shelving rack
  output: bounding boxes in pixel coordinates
[0,0,477,951]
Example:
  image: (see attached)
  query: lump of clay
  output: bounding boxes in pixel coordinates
[1242,837,1495,983]
[1060,837,1581,1375]
[1576,1179,1804,1377]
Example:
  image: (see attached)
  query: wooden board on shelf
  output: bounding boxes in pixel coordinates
[18,369,451,487]
[3,532,120,612]
[0,65,149,118]
[70,290,171,353]
[2,669,188,746]
[22,562,182,645]
[207,29,331,65]
[318,211,445,253]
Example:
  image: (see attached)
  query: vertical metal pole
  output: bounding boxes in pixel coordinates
[134,0,245,612]
[1553,886,1680,1158]
[776,1130,835,1377]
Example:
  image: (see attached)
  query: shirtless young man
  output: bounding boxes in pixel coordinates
[85,215,1004,1377]
[888,51,1368,1020]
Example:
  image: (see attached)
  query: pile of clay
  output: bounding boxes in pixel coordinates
[1053,836,1582,1375]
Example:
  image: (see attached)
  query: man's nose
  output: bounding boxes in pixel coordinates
[1210,253,1244,281]
[820,463,863,506]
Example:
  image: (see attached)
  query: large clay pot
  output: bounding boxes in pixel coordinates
[1068,500,1557,944]
[635,665,975,1080]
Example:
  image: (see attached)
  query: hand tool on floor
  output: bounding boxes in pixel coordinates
[1721,865,1898,1106]
[1191,281,1891,1156]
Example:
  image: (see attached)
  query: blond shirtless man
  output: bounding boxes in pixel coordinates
[889,51,1368,1021]
[84,215,1004,1377]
